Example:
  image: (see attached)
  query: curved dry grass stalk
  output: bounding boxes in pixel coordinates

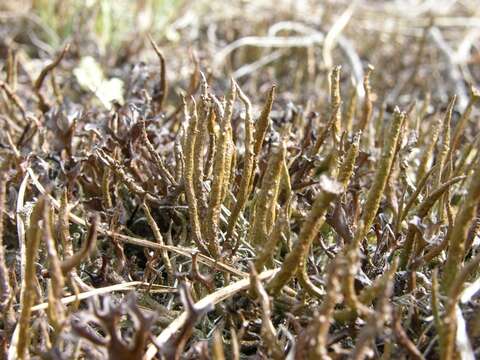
[16,172,29,284]
[323,2,357,69]
[30,281,175,313]
[144,268,278,360]
[232,49,285,79]
[213,35,325,69]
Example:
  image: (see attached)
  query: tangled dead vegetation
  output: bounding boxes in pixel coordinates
[1,1,480,359]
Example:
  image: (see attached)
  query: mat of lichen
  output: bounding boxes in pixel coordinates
[1,1,480,359]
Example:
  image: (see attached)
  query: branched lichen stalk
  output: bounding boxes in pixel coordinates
[417,119,441,182]
[205,94,230,258]
[338,132,360,187]
[142,121,176,186]
[268,176,342,295]
[249,141,286,249]
[255,209,287,271]
[60,214,99,274]
[254,85,276,158]
[435,96,456,221]
[142,202,174,278]
[249,85,276,194]
[0,175,13,327]
[17,197,46,360]
[34,43,69,113]
[345,108,404,312]
[358,65,374,132]
[352,109,404,246]
[183,97,210,256]
[450,86,480,152]
[193,74,210,215]
[226,83,255,242]
[308,257,343,360]
[443,250,480,359]
[221,81,237,202]
[442,162,480,293]
[250,265,283,359]
[43,201,66,335]
[330,65,342,137]
[148,35,167,112]
[344,83,357,133]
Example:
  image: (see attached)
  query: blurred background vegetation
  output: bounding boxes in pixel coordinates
[1,0,185,52]
[1,1,479,110]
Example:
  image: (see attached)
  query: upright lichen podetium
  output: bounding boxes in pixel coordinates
[344,108,405,313]
[226,84,255,244]
[183,96,210,256]
[267,176,343,295]
[442,162,480,293]
[17,197,46,360]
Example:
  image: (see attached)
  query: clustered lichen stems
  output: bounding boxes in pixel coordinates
[298,132,361,299]
[4,26,480,358]
[183,95,211,256]
[204,83,236,258]
[248,141,286,250]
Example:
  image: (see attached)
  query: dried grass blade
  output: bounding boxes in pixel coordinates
[144,268,279,360]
